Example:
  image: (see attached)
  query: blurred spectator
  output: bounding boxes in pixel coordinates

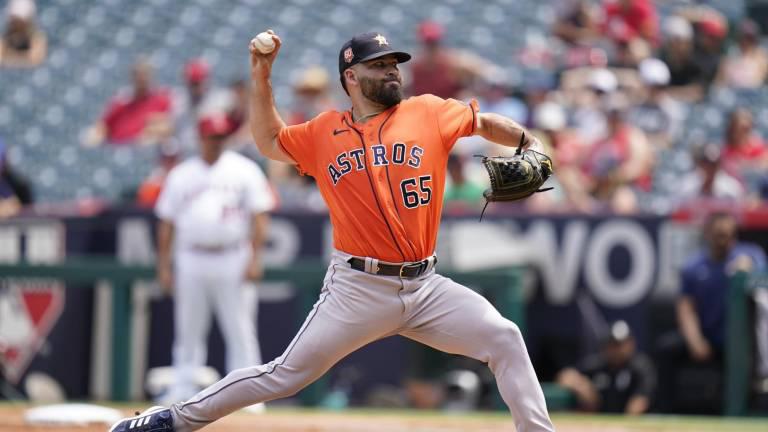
[226,79,249,130]
[521,72,559,128]
[225,79,272,166]
[692,14,728,89]
[172,59,230,155]
[659,16,705,102]
[476,73,527,125]
[657,212,766,413]
[0,140,33,218]
[136,139,182,208]
[557,321,656,415]
[529,101,593,212]
[582,97,652,213]
[628,58,685,148]
[225,79,264,162]
[715,19,768,90]
[552,0,601,46]
[601,0,659,48]
[409,20,500,99]
[565,67,616,143]
[84,59,172,146]
[609,34,652,69]
[443,154,485,212]
[563,65,644,133]
[678,143,745,205]
[286,66,336,125]
[721,108,767,176]
[0,0,46,68]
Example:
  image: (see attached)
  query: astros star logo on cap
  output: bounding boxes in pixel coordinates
[373,34,388,46]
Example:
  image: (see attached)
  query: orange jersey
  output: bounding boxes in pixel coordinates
[278,94,478,263]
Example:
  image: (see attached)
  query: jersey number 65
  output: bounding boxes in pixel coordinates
[400,175,432,209]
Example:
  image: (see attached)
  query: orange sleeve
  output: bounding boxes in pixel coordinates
[277,120,315,176]
[425,95,479,151]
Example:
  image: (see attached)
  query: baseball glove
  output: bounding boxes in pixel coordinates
[477,133,553,218]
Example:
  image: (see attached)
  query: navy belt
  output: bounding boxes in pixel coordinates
[347,256,436,278]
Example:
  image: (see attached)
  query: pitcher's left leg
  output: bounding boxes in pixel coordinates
[400,274,554,432]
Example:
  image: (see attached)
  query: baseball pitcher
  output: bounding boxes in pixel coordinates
[111,31,555,432]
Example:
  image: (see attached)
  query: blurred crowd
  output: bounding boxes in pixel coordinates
[1,0,768,218]
[436,0,768,216]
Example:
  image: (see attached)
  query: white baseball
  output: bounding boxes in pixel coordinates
[251,32,276,54]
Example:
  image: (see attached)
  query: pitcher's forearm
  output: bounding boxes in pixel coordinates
[249,79,291,162]
[475,112,544,153]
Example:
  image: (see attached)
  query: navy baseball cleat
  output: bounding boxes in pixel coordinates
[108,406,173,432]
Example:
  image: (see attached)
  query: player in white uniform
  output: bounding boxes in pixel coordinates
[154,113,276,406]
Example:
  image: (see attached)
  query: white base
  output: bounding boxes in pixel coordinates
[25,403,124,425]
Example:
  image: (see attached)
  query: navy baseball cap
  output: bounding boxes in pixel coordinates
[338,32,411,76]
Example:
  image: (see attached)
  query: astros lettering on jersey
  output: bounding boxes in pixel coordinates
[278,94,478,263]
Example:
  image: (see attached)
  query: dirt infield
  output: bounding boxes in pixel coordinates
[1,404,767,432]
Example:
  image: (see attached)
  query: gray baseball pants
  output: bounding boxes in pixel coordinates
[170,250,554,431]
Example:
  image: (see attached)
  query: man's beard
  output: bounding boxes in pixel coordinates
[360,76,403,107]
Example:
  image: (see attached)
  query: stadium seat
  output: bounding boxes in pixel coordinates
[0,0,755,204]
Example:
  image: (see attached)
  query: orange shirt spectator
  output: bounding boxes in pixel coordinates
[136,140,181,208]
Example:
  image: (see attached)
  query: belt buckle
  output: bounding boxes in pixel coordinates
[400,262,422,278]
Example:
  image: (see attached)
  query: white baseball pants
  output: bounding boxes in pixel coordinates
[169,246,261,402]
[171,250,554,431]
